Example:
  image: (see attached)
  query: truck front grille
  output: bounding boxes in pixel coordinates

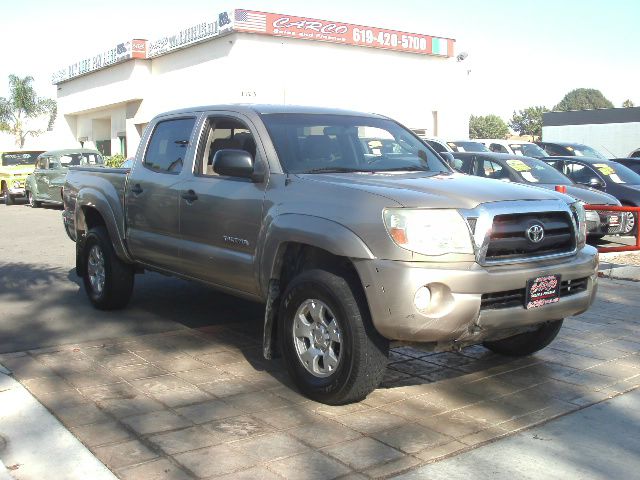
[485,212,575,262]
[480,276,589,310]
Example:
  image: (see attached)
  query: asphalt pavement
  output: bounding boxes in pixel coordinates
[0,204,263,354]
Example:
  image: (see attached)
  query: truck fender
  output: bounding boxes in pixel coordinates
[259,214,375,359]
[75,187,133,266]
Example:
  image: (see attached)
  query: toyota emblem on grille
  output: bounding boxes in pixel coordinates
[527,224,545,243]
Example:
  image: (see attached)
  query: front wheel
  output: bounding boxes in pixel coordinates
[27,191,41,208]
[279,269,389,405]
[2,185,14,206]
[483,320,563,356]
[82,226,134,310]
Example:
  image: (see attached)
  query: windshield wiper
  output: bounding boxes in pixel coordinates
[303,167,364,174]
[373,166,430,172]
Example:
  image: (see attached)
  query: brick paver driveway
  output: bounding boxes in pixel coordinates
[1,206,639,479]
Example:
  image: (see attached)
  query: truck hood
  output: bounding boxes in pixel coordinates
[298,172,569,209]
[534,184,620,205]
[0,165,35,177]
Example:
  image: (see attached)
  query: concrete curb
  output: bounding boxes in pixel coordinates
[0,365,117,480]
[599,262,640,282]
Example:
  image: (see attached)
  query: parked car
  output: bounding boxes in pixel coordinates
[63,105,598,404]
[537,141,608,160]
[611,158,640,175]
[0,150,44,205]
[542,156,640,234]
[418,136,453,154]
[474,139,547,158]
[450,152,622,238]
[26,149,103,207]
[445,140,489,152]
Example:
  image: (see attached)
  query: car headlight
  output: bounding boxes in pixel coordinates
[570,202,587,248]
[13,180,21,189]
[383,208,474,256]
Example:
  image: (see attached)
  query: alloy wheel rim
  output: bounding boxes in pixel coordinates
[292,299,342,378]
[87,245,106,295]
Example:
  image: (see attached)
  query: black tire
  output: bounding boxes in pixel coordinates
[27,191,41,208]
[483,319,563,356]
[2,185,14,206]
[279,269,389,405]
[82,226,134,310]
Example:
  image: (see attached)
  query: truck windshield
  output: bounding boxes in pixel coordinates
[1,152,42,166]
[262,113,449,174]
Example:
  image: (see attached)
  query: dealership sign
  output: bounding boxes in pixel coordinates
[232,9,454,57]
[52,8,454,84]
[52,40,147,84]
[147,12,234,58]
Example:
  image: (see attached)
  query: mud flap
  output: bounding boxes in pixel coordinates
[263,279,280,360]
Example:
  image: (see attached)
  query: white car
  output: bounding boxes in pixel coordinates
[475,139,547,158]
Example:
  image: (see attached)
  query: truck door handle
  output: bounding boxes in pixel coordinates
[131,184,143,195]
[181,190,198,202]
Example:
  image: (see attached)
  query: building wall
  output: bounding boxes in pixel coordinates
[53,32,470,157]
[542,122,640,158]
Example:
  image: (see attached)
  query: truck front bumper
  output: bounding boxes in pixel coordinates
[354,246,598,345]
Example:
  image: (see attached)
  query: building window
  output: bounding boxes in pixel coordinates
[96,140,111,156]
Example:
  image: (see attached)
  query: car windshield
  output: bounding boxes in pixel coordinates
[505,157,572,185]
[262,113,449,174]
[447,141,488,152]
[591,162,640,184]
[569,145,608,160]
[1,152,41,166]
[508,143,547,158]
[58,153,104,166]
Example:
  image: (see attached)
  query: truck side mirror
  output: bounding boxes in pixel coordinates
[213,149,263,182]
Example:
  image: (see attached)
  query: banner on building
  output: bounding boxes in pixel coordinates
[52,39,147,84]
[232,9,454,57]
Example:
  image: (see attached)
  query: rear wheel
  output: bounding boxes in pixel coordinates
[279,269,389,405]
[483,320,563,356]
[2,185,14,206]
[27,191,41,208]
[82,226,134,310]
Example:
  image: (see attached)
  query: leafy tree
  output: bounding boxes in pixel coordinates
[623,99,635,108]
[0,75,57,148]
[509,106,549,141]
[469,114,509,139]
[554,88,613,111]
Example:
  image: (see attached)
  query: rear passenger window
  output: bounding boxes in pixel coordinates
[144,118,196,174]
[489,143,508,153]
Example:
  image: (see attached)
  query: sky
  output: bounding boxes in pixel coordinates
[1,0,638,121]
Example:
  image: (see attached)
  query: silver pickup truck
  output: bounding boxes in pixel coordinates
[63,105,599,404]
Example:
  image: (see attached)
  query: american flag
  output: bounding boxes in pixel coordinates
[234,10,267,32]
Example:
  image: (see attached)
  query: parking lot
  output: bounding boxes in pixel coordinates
[1,204,640,479]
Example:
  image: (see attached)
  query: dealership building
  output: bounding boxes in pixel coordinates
[543,107,640,158]
[50,9,468,156]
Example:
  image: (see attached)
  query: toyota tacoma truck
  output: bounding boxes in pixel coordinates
[62,105,598,404]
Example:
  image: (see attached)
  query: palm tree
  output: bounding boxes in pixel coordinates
[0,75,57,148]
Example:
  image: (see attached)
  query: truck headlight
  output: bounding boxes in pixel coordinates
[571,202,587,249]
[13,181,21,189]
[383,208,474,256]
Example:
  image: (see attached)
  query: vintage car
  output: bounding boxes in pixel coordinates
[0,151,44,205]
[25,149,103,207]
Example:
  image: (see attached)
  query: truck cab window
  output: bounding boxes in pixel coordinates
[144,118,196,174]
[199,118,257,176]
